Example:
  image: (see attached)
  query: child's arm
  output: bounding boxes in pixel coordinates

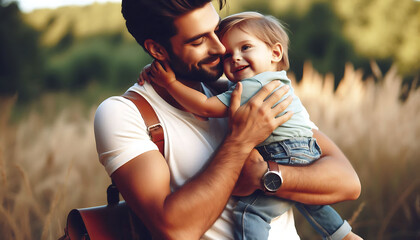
[205,78,230,93]
[149,61,228,118]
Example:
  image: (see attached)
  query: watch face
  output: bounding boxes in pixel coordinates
[263,172,282,192]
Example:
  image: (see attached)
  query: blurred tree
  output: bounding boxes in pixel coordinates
[237,1,370,86]
[235,0,419,85]
[23,3,150,96]
[0,0,43,100]
[20,0,419,95]
[44,34,150,91]
[334,0,420,76]
[282,2,368,85]
[25,3,129,47]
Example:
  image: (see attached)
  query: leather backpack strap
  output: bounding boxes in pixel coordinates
[60,90,162,240]
[122,91,164,154]
[107,90,165,206]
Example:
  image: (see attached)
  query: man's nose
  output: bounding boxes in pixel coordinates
[208,33,225,55]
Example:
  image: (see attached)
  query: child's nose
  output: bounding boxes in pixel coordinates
[232,53,241,63]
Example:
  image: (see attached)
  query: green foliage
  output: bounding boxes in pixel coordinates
[334,0,420,76]
[0,0,43,100]
[283,3,369,85]
[44,34,151,91]
[239,1,371,85]
[236,0,419,84]
[6,2,152,103]
[24,3,129,46]
[3,0,418,103]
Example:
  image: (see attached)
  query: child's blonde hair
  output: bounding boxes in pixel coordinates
[218,11,290,71]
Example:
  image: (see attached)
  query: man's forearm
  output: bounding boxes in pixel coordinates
[277,159,360,205]
[114,137,255,240]
[275,129,361,205]
[164,136,254,238]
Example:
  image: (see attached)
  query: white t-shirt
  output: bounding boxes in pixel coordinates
[94,82,300,239]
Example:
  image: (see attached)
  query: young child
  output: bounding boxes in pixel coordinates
[147,11,354,240]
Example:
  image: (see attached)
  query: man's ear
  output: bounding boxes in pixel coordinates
[144,39,168,61]
[271,43,283,63]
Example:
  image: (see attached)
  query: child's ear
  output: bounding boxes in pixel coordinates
[144,39,168,61]
[271,43,283,63]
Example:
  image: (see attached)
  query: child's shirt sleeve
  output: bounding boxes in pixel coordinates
[216,78,284,107]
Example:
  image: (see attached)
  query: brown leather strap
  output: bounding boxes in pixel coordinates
[122,91,164,155]
[107,91,165,206]
[62,90,164,239]
[267,160,279,172]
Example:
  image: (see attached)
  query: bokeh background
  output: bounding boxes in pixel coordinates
[1,0,419,239]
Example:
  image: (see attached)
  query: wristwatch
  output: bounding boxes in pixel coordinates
[261,161,283,193]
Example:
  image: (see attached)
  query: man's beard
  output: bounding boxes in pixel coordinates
[168,53,223,83]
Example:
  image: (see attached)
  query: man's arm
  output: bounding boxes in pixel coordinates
[111,82,293,239]
[278,129,361,204]
[233,129,361,205]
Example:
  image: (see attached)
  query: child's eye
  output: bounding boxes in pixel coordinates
[241,44,251,51]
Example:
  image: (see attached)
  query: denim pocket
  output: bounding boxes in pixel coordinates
[287,138,321,165]
[258,142,290,164]
[257,138,322,166]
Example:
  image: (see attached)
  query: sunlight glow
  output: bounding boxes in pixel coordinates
[17,0,121,12]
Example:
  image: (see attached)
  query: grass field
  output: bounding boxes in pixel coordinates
[0,63,419,239]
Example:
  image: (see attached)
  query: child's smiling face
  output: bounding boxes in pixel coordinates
[221,28,280,82]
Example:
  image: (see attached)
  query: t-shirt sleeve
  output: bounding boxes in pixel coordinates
[94,96,159,176]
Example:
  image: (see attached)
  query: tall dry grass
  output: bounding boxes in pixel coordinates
[0,63,419,239]
[293,62,420,239]
[0,96,109,239]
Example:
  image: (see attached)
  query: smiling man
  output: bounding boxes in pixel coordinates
[93,0,361,239]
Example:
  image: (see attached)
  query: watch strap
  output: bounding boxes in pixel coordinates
[267,160,279,173]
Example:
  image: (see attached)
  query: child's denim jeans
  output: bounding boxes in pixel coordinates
[233,137,351,240]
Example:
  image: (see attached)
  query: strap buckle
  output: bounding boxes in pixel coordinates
[147,123,162,137]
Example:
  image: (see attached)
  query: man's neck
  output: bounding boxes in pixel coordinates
[150,80,203,111]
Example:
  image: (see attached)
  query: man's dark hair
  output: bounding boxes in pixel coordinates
[121,0,226,53]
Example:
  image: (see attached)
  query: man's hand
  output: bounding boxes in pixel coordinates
[228,81,293,196]
[227,81,293,149]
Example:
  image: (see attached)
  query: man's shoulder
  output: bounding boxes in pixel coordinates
[94,92,146,130]
[96,95,134,117]
[95,84,150,117]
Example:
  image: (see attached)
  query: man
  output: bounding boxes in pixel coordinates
[94,0,361,239]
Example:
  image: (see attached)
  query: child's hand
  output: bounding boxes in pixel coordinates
[138,63,151,86]
[149,60,177,87]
